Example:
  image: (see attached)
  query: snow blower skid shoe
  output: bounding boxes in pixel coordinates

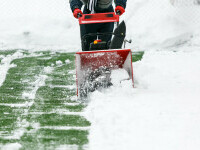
[76,13,133,100]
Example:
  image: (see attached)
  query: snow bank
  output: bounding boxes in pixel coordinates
[85,50,200,150]
[124,0,200,50]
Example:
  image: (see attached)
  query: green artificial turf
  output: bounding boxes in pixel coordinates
[0,50,144,149]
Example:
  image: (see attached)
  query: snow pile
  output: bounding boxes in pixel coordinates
[125,0,200,50]
[85,50,200,150]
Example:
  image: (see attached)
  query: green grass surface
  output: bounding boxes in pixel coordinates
[0,50,144,149]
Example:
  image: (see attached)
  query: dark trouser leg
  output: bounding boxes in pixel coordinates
[80,24,98,51]
[98,22,114,49]
[80,22,114,51]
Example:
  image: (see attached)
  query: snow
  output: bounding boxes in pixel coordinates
[110,69,130,86]
[44,66,54,74]
[0,0,80,51]
[124,0,200,50]
[56,60,63,66]
[0,102,34,108]
[0,51,24,87]
[40,126,89,131]
[65,59,71,64]
[50,84,76,89]
[84,50,200,150]
[134,50,200,91]
[29,111,84,116]
[3,128,26,140]
[3,118,29,140]
[22,74,47,100]
[0,143,22,150]
[55,145,88,150]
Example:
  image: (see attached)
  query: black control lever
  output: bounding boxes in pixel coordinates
[116,10,121,16]
[77,13,82,18]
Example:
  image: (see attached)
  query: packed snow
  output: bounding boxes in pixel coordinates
[0,0,200,150]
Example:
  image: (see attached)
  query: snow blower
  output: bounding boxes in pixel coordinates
[75,12,133,99]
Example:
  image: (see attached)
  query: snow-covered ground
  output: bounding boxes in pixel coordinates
[83,1,200,149]
[85,50,200,150]
[0,0,80,51]
[1,0,200,150]
[125,0,200,50]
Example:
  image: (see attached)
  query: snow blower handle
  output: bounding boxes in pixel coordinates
[79,12,119,24]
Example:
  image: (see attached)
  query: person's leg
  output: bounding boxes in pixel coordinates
[80,24,98,51]
[96,5,115,49]
[80,7,99,51]
[97,22,114,49]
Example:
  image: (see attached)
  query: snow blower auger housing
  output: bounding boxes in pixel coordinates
[76,12,133,99]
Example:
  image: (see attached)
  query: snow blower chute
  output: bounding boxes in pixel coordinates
[75,12,133,99]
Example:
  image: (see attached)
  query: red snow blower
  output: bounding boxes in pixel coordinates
[75,12,133,99]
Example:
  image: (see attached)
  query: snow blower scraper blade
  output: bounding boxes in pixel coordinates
[76,49,133,99]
